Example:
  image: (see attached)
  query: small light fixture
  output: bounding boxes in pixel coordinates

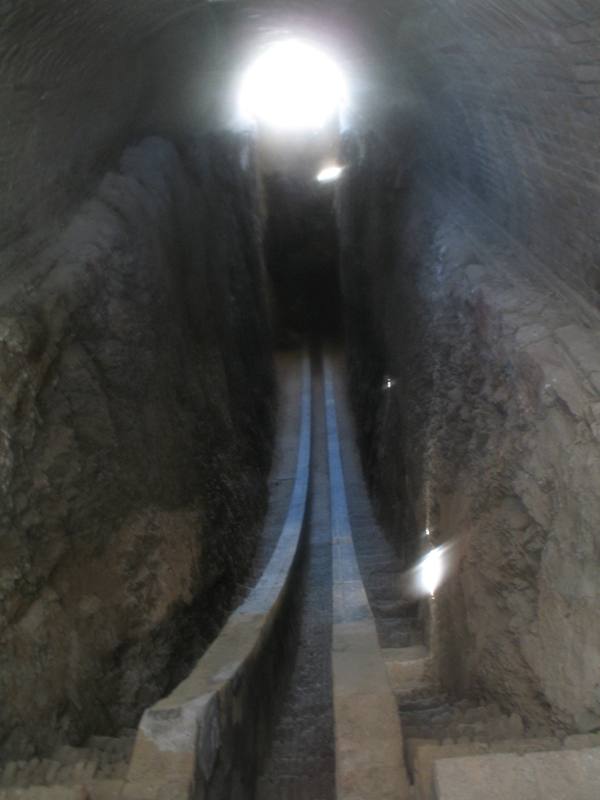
[316,164,344,183]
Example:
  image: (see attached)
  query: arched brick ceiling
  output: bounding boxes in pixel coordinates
[2,0,600,300]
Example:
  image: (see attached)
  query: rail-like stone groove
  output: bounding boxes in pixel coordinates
[324,358,410,800]
[256,354,335,800]
[122,354,312,800]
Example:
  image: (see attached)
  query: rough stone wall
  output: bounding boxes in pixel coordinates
[336,0,600,734]
[392,0,600,304]
[338,125,600,733]
[0,134,274,759]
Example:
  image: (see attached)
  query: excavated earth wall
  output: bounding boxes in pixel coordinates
[0,134,275,760]
[337,0,600,739]
[338,132,600,735]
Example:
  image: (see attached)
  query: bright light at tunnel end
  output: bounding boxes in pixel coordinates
[238,39,347,131]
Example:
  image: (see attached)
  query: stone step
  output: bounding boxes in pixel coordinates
[0,787,87,800]
[115,730,136,741]
[50,747,93,767]
[85,738,133,766]
[0,778,125,800]
[0,762,69,790]
[382,645,434,702]
[409,733,600,799]
[87,778,126,800]
[399,693,450,712]
[564,732,600,750]
[370,600,420,619]
[377,621,420,648]
[85,738,121,753]
[400,699,500,717]
[432,747,600,800]
[400,704,455,722]
[399,697,517,738]
[411,738,561,799]
[403,713,526,744]
[0,736,134,793]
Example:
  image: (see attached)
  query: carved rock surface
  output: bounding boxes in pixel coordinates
[0,135,274,759]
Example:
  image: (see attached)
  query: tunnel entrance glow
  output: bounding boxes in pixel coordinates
[238,40,347,131]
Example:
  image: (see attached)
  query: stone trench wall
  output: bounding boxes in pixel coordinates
[338,123,600,734]
[0,0,280,763]
[337,0,600,737]
[0,133,275,760]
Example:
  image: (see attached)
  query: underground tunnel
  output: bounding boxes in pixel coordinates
[2,1,600,798]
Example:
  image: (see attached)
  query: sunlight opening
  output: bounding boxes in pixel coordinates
[238,40,347,131]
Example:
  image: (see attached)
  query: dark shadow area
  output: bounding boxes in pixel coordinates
[263,172,342,345]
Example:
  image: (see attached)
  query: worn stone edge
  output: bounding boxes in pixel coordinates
[324,357,411,800]
[121,352,312,800]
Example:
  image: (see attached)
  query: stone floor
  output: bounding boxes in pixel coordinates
[256,354,336,800]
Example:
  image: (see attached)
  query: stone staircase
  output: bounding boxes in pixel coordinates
[395,686,600,799]
[369,584,423,649]
[0,732,135,800]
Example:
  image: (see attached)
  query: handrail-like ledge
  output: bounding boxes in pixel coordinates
[324,357,410,800]
[122,353,311,800]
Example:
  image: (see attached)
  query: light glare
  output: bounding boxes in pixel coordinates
[415,546,447,597]
[239,40,347,130]
[317,164,344,183]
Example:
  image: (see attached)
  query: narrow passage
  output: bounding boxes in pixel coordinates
[256,351,335,800]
